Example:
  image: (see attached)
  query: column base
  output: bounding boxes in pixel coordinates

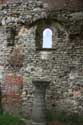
[32,122,48,125]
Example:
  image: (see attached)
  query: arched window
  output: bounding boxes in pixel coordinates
[43,28,52,48]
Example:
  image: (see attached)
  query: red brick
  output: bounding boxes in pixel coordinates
[5,74,23,85]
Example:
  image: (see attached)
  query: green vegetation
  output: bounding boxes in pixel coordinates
[0,83,3,115]
[47,111,83,124]
[0,113,25,125]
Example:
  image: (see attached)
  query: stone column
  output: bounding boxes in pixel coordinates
[32,79,50,125]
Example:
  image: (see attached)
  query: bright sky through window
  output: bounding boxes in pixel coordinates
[43,28,52,48]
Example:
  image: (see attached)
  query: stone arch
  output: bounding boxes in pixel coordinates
[35,19,68,50]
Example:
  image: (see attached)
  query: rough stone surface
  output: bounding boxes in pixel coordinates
[0,0,82,118]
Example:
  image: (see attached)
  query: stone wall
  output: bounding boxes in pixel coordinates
[0,0,83,118]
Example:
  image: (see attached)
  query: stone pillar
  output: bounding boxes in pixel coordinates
[32,79,50,125]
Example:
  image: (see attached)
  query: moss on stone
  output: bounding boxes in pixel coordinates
[47,111,83,124]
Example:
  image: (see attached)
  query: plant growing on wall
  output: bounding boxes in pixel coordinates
[0,82,3,114]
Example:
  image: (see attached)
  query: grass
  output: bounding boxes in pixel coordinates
[0,113,25,125]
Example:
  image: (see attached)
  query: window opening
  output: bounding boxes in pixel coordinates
[43,28,52,48]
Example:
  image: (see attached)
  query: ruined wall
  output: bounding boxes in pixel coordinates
[0,0,83,118]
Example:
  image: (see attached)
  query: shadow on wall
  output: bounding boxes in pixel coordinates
[43,0,83,10]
